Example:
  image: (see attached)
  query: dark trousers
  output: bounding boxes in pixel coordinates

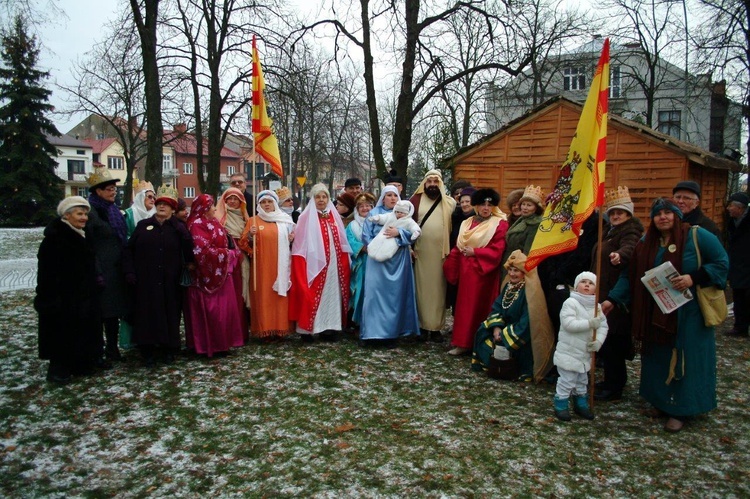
[101,317,120,357]
[598,332,631,391]
[733,287,750,332]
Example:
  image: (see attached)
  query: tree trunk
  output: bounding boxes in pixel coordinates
[130,0,163,186]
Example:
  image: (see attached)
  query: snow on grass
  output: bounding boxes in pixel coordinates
[1,288,749,496]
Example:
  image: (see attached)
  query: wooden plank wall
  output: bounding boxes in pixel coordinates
[453,101,729,232]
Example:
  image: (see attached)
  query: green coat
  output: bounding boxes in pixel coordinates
[611,227,728,417]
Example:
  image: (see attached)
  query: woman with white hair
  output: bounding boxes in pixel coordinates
[289,183,351,342]
[35,197,101,383]
[239,190,296,340]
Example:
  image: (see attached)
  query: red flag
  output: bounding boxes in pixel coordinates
[525,38,609,272]
[252,35,283,177]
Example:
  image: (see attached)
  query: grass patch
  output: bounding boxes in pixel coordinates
[1,288,749,496]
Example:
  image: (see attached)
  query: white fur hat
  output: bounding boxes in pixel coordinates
[57,196,91,217]
[574,271,597,289]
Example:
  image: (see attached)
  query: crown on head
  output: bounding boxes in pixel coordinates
[134,180,155,194]
[605,185,632,209]
[156,184,178,201]
[521,185,545,206]
[275,186,292,202]
[86,166,117,187]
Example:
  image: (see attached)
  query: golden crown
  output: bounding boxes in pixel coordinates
[605,185,632,209]
[275,186,292,202]
[86,166,117,187]
[134,180,155,194]
[156,184,178,201]
[521,185,545,206]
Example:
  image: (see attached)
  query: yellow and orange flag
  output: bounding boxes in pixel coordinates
[252,35,283,177]
[525,38,609,272]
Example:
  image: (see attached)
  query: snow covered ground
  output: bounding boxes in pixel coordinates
[0,228,42,292]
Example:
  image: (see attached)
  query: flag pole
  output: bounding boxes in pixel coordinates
[252,124,257,291]
[590,207,605,406]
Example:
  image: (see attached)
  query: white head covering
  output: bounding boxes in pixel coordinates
[257,189,293,225]
[292,184,352,285]
[254,189,295,295]
[412,170,455,257]
[394,200,414,217]
[130,188,156,226]
[574,271,597,289]
[376,185,401,207]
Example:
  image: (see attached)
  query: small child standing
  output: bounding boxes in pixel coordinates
[366,200,421,262]
[553,271,608,421]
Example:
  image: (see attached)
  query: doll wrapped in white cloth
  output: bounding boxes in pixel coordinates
[366,200,421,262]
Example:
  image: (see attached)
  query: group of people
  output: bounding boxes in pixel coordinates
[36,165,743,433]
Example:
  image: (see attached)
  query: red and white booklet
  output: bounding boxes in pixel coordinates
[640,261,693,314]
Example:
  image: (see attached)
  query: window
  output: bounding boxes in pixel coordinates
[657,110,681,139]
[183,162,194,174]
[563,67,586,91]
[74,186,88,196]
[184,187,195,198]
[108,156,124,170]
[163,153,173,172]
[610,66,621,98]
[709,116,724,153]
[227,165,236,176]
[67,159,85,181]
[96,133,105,140]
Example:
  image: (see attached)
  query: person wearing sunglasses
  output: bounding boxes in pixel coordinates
[229,173,253,208]
[125,181,156,238]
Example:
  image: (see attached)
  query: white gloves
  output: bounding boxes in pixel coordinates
[587,340,602,352]
[588,316,603,330]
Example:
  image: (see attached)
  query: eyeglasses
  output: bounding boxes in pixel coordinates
[230,180,245,186]
[146,195,156,200]
[102,186,117,192]
[673,195,698,202]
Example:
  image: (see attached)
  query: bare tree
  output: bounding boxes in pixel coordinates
[60,16,148,206]
[605,0,689,128]
[161,0,286,197]
[297,0,534,184]
[129,0,164,186]
[693,0,749,171]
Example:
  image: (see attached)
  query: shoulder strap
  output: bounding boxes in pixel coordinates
[691,225,702,269]
[419,197,441,229]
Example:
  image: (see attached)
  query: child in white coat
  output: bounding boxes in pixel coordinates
[553,271,608,421]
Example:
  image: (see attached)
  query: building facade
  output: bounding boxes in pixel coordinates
[487,37,743,157]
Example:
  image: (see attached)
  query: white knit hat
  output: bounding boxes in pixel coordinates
[57,196,91,217]
[574,271,597,289]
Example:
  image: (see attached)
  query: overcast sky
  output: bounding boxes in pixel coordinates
[36,0,121,135]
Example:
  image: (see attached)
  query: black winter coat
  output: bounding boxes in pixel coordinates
[34,219,100,362]
[122,216,194,348]
[85,205,129,318]
[727,211,750,289]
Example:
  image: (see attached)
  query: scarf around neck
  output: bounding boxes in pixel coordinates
[88,192,127,244]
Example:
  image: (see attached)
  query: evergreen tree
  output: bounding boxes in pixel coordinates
[0,16,62,226]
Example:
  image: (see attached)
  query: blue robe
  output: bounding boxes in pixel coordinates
[610,226,728,417]
[360,205,420,340]
[346,220,368,324]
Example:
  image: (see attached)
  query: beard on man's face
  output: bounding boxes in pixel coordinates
[424,185,441,200]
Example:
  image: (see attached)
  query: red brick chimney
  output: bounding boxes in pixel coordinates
[174,123,187,134]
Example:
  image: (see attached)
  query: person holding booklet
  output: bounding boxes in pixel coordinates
[605,197,728,433]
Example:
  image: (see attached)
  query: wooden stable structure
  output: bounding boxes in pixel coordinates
[445,97,740,230]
